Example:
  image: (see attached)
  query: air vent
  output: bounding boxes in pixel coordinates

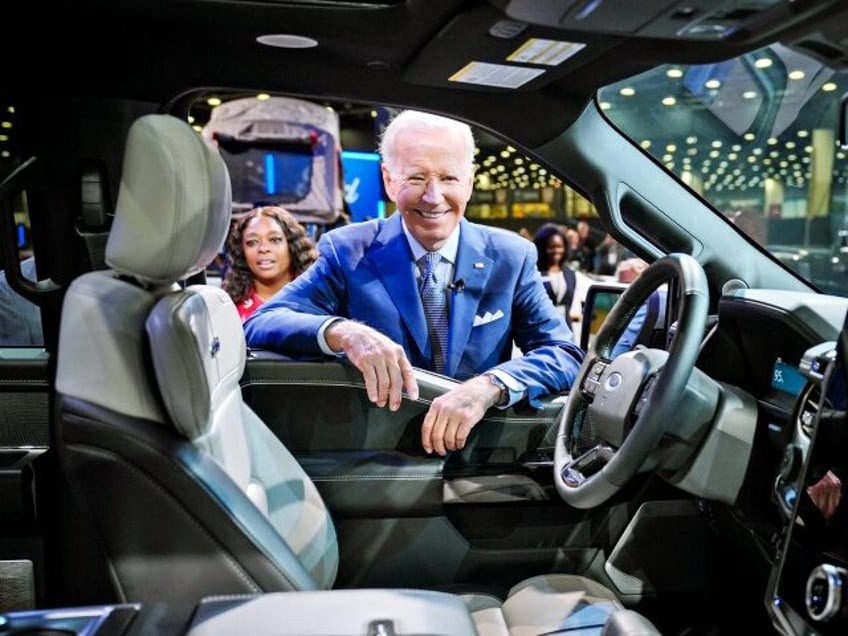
[798,382,822,438]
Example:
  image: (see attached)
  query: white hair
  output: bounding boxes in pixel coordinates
[379,110,475,171]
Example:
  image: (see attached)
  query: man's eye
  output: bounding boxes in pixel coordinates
[407,176,425,183]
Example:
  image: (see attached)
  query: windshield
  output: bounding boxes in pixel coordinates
[598,43,848,297]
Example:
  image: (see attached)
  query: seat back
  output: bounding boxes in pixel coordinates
[54,113,337,606]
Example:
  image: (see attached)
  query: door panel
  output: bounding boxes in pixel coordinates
[0,350,52,611]
[240,352,633,590]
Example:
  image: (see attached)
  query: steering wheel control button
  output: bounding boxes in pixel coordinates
[633,376,656,416]
[604,372,623,391]
[581,360,608,396]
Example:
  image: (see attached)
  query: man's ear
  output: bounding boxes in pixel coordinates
[381,163,398,201]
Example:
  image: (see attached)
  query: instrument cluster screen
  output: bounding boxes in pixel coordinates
[771,358,807,396]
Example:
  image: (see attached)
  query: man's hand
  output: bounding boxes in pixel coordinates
[421,374,502,456]
[326,320,418,410]
[807,469,842,520]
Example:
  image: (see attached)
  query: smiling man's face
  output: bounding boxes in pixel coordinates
[382,124,474,252]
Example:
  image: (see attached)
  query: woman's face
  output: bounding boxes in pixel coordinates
[241,214,292,289]
[545,233,566,265]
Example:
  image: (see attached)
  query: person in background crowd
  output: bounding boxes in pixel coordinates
[575,219,597,271]
[0,255,43,345]
[610,257,666,358]
[533,223,577,330]
[244,110,584,456]
[594,233,627,276]
[565,226,592,271]
[223,205,317,321]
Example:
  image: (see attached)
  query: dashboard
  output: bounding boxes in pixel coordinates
[700,290,848,635]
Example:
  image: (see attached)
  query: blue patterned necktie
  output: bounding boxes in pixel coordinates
[419,251,448,374]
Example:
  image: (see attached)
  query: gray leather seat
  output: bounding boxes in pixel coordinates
[54,113,660,635]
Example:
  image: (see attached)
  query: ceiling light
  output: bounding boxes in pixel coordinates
[620,87,635,96]
[662,96,676,106]
[666,68,683,78]
[788,70,805,80]
[754,58,773,69]
[705,79,721,89]
[743,91,758,99]
[822,82,838,92]
[256,34,319,49]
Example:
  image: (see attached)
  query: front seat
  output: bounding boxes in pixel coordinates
[54,113,660,635]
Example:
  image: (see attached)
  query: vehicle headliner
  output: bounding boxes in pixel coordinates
[4,0,847,152]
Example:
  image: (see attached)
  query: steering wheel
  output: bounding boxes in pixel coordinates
[554,253,709,508]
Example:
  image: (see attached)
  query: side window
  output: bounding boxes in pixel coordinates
[1,99,44,348]
[0,192,43,347]
[0,99,44,350]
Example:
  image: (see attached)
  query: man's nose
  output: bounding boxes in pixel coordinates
[421,177,444,203]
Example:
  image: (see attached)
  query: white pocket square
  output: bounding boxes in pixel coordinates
[473,309,504,327]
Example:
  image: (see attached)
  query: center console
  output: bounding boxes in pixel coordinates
[768,335,848,635]
[0,589,477,636]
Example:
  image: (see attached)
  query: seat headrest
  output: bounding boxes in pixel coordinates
[105,114,232,285]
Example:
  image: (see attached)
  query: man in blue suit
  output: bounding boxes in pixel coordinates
[245,110,584,456]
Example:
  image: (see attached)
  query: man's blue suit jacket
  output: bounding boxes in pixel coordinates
[244,214,585,406]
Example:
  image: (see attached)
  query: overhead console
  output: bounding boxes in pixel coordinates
[501,0,842,44]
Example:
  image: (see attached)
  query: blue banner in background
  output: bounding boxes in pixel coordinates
[341,150,384,222]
